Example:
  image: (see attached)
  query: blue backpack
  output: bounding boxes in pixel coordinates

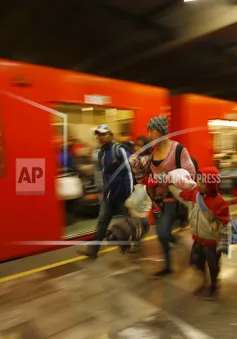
[98,142,135,186]
[98,142,131,166]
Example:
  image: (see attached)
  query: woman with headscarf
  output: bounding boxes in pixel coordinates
[147,115,196,277]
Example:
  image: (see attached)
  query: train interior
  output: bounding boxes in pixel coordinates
[51,103,134,239]
[208,119,237,202]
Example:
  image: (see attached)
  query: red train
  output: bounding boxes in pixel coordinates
[0,58,236,262]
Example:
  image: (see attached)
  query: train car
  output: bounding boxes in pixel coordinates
[0,58,170,262]
[171,94,237,168]
[171,94,237,198]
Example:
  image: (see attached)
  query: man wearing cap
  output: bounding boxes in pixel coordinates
[78,124,134,259]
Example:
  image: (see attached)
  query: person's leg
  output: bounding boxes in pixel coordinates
[178,203,189,228]
[190,242,207,295]
[115,199,130,217]
[153,201,178,276]
[93,199,115,253]
[204,244,221,300]
[78,198,114,259]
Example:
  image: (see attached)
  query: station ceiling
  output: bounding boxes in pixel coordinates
[1,0,237,100]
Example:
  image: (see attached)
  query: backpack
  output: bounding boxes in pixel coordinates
[98,142,123,166]
[175,144,198,172]
[97,142,136,187]
[120,141,134,154]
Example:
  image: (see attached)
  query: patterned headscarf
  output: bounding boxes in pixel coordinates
[147,115,168,136]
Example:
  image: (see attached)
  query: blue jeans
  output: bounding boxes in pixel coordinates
[92,198,129,254]
[155,201,178,270]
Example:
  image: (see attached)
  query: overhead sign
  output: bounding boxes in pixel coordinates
[84,94,111,106]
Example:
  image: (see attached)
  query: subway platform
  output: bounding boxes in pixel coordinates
[0,228,237,339]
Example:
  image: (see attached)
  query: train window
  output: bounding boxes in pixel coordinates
[51,102,134,239]
[0,108,3,177]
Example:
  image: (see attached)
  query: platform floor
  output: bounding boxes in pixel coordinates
[65,199,237,238]
[1,227,237,339]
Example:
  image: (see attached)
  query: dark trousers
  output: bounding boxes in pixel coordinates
[190,241,221,286]
[155,201,178,270]
[92,198,129,254]
[178,203,189,226]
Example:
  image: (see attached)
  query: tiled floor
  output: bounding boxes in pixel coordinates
[1,229,237,338]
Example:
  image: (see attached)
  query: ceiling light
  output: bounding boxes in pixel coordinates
[81,107,93,111]
[208,120,237,128]
[184,0,197,2]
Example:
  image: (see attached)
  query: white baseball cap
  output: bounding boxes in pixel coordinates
[94,124,111,134]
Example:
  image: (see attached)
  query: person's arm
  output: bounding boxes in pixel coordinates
[168,184,197,207]
[180,147,196,179]
[129,154,150,171]
[129,154,165,188]
[129,154,139,170]
[213,199,230,226]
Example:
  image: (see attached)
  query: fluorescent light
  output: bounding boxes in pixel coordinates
[81,107,93,111]
[184,0,197,2]
[208,120,237,128]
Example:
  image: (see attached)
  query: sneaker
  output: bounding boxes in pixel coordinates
[76,248,98,260]
[203,285,219,301]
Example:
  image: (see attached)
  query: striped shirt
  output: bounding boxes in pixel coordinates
[129,154,151,181]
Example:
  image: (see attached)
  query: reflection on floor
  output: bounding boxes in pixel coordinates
[1,229,237,338]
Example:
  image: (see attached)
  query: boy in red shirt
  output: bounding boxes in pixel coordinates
[168,167,229,300]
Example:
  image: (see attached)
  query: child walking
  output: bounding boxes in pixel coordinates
[168,167,229,300]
